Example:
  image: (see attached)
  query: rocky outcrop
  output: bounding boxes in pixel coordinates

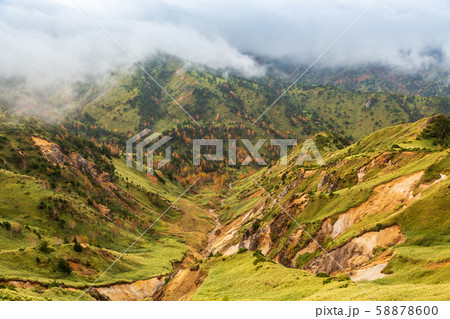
[356,152,395,183]
[240,224,271,254]
[32,136,66,165]
[201,210,222,257]
[153,268,207,301]
[305,225,404,274]
[282,170,446,270]
[288,218,333,267]
[274,228,304,267]
[210,202,266,255]
[277,179,298,199]
[32,136,111,185]
[332,171,424,239]
[317,172,337,193]
[68,152,111,183]
[95,277,165,301]
[239,211,291,256]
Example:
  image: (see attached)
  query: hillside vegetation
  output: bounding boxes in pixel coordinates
[0,112,214,300]
[0,61,449,300]
[162,115,450,301]
[72,57,449,142]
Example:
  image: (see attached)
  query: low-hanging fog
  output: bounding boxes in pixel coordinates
[1,0,449,85]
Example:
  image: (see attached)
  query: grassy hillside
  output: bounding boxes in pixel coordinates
[180,115,450,301]
[290,64,450,98]
[71,57,449,142]
[191,251,450,301]
[0,75,449,301]
[0,112,214,300]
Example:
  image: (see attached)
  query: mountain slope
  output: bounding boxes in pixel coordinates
[71,57,449,142]
[159,115,450,301]
[0,91,449,300]
[290,64,450,98]
[0,112,214,300]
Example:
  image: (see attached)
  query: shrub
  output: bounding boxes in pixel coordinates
[339,282,349,288]
[251,220,260,232]
[420,114,450,147]
[270,232,278,242]
[1,221,11,230]
[73,238,83,253]
[237,247,248,254]
[56,258,72,275]
[315,272,330,278]
[253,250,266,265]
[37,241,52,253]
[4,284,16,291]
[336,274,350,282]
[38,201,46,210]
[190,264,200,271]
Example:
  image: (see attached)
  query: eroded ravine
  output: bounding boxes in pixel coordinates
[201,209,222,257]
[74,170,448,300]
[94,277,166,301]
[91,208,223,301]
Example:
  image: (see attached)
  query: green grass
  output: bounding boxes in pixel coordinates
[0,237,186,287]
[192,252,450,301]
[113,157,184,201]
[0,286,94,301]
[192,252,332,301]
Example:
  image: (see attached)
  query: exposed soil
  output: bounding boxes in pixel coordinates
[0,280,43,289]
[32,136,112,186]
[332,171,424,239]
[201,209,222,257]
[210,202,265,255]
[68,261,96,276]
[153,268,207,301]
[95,277,165,301]
[350,263,389,281]
[306,225,404,274]
[423,260,450,270]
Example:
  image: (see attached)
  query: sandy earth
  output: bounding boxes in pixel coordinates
[95,277,165,301]
[351,263,389,281]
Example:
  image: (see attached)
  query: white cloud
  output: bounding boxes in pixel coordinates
[0,0,449,84]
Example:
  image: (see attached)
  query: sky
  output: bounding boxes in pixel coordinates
[1,0,450,83]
